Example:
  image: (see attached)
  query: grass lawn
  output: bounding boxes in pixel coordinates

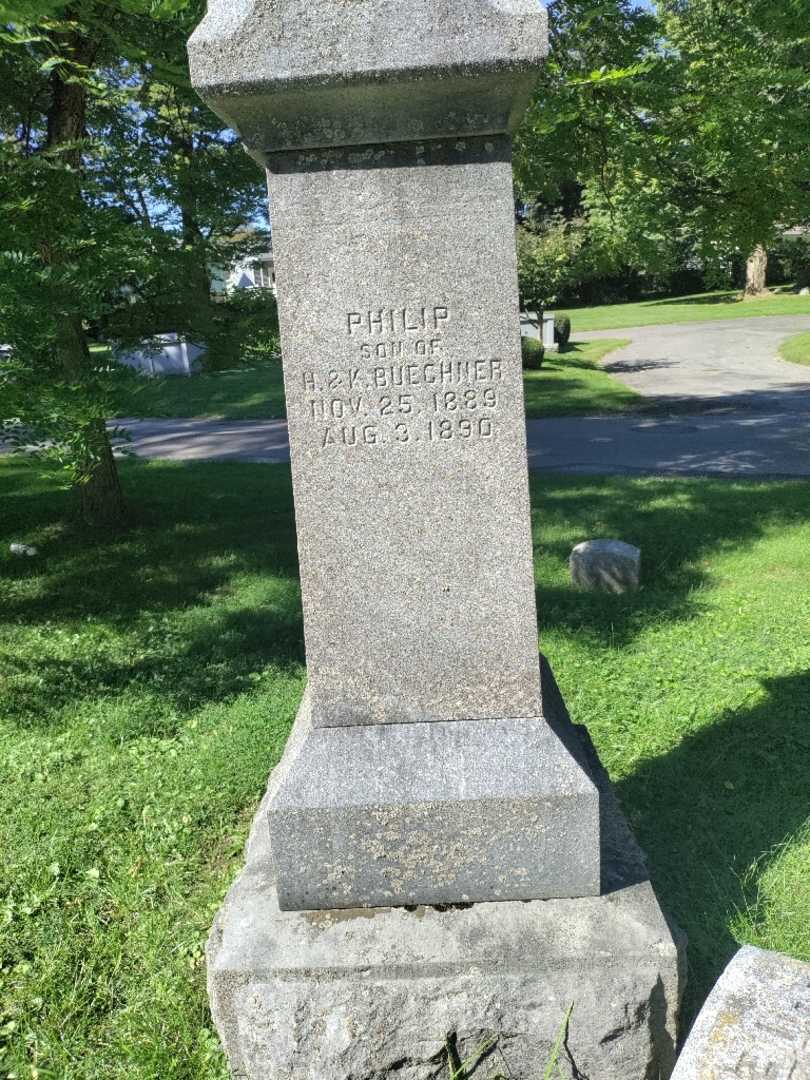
[2,459,810,1076]
[562,286,810,333]
[779,330,810,368]
[110,362,288,421]
[108,341,635,422]
[524,338,637,417]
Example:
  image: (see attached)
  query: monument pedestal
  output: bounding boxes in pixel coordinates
[208,663,685,1080]
[269,699,600,910]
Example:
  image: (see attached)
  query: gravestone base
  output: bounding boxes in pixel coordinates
[208,664,685,1080]
[269,704,600,911]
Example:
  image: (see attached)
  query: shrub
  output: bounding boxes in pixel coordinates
[521,336,544,370]
[554,314,571,348]
[203,289,280,371]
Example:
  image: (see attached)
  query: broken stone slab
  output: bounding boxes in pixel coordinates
[570,538,641,593]
[208,664,685,1080]
[671,945,810,1080]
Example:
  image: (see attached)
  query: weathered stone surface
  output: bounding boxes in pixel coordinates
[671,945,810,1080]
[570,538,641,593]
[208,665,685,1080]
[187,0,547,157]
[269,676,600,910]
[269,136,542,730]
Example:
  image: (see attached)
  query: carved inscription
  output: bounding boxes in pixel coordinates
[302,303,506,449]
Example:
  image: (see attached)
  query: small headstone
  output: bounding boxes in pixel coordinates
[114,333,205,377]
[520,310,541,340]
[542,310,558,351]
[571,539,640,593]
[10,543,37,557]
[798,286,810,296]
[671,945,810,1080]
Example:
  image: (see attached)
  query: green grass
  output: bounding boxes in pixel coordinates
[2,459,810,1075]
[562,286,810,333]
[110,362,287,420]
[523,338,638,417]
[779,330,810,368]
[109,342,635,422]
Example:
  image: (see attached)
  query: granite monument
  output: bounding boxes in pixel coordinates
[188,3,684,1076]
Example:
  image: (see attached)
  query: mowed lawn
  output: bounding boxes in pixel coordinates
[110,362,288,420]
[561,286,810,333]
[523,338,637,416]
[109,340,636,421]
[2,459,809,1077]
[780,330,810,368]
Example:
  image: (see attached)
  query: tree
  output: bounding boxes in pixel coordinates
[0,0,268,525]
[516,215,585,313]
[515,0,810,297]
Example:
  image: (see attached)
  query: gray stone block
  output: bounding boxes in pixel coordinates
[208,669,685,1080]
[188,0,547,157]
[570,538,641,593]
[269,135,543,730]
[671,945,810,1080]
[269,689,600,910]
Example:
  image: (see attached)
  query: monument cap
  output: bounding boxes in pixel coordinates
[188,0,548,159]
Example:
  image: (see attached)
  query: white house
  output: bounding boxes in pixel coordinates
[210,242,276,296]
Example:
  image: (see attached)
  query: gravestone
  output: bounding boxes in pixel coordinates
[672,946,810,1079]
[571,539,641,593]
[189,2,684,1076]
[542,311,558,351]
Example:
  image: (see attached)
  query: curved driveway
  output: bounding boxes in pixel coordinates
[589,314,810,410]
[112,316,810,479]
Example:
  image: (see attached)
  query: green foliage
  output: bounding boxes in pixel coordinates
[203,289,280,371]
[520,336,545,370]
[515,0,810,293]
[516,217,585,312]
[774,235,810,290]
[554,314,572,348]
[0,0,267,517]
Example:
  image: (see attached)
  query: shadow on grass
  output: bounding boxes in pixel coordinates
[531,473,810,647]
[645,291,740,308]
[0,459,304,731]
[616,669,810,1021]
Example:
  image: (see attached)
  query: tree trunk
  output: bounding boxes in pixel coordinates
[79,419,127,528]
[47,22,127,528]
[56,316,128,528]
[744,244,769,298]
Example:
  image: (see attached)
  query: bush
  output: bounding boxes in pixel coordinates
[775,235,810,290]
[516,215,584,312]
[554,314,571,348]
[521,336,544,370]
[203,289,280,371]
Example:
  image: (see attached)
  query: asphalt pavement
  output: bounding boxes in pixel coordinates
[112,315,810,479]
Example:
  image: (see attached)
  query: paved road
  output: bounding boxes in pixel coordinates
[117,411,810,478]
[589,314,810,409]
[105,316,810,478]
